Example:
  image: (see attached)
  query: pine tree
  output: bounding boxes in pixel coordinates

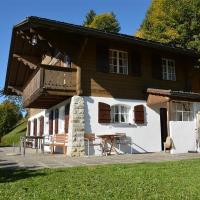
[83,9,96,26]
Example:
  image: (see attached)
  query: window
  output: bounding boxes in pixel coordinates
[109,49,128,75]
[172,102,193,121]
[162,58,176,81]
[111,105,130,123]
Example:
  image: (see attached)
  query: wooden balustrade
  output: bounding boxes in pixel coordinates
[23,65,77,106]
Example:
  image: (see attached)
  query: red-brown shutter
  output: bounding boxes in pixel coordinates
[39,116,44,136]
[49,110,53,135]
[55,109,59,134]
[134,105,145,124]
[98,102,111,123]
[33,118,37,136]
[27,121,31,136]
[65,104,70,133]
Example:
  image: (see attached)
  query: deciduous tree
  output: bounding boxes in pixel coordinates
[136,0,200,52]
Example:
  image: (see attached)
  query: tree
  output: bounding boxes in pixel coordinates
[0,88,24,112]
[0,101,22,140]
[83,11,121,33]
[83,9,96,26]
[135,0,200,52]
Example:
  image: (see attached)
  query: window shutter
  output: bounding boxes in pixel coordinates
[152,54,162,79]
[98,102,111,123]
[33,118,37,136]
[65,104,70,133]
[134,105,145,124]
[55,109,59,134]
[49,110,53,135]
[39,116,44,136]
[130,51,141,76]
[27,121,31,136]
[96,45,109,73]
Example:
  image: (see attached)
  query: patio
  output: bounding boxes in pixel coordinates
[1,147,200,169]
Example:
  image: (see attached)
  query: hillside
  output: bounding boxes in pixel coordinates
[0,120,27,146]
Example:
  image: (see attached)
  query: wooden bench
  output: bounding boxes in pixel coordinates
[50,133,68,154]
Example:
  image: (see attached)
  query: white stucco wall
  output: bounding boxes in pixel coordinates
[84,96,162,155]
[170,121,196,154]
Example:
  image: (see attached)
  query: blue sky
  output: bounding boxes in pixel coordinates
[0,0,151,98]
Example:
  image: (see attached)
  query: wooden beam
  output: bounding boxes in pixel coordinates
[7,86,22,95]
[76,37,88,96]
[13,54,38,69]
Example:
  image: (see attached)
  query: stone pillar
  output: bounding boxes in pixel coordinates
[67,96,85,157]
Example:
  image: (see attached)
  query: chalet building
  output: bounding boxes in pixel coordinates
[4,16,200,156]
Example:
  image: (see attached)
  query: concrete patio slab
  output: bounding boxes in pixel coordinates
[1,147,200,169]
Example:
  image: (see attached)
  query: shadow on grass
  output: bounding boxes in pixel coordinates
[0,159,46,183]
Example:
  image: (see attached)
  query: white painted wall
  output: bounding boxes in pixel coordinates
[28,97,200,155]
[170,121,196,154]
[84,96,162,155]
[170,102,200,154]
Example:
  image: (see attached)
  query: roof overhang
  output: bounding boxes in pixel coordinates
[147,88,200,106]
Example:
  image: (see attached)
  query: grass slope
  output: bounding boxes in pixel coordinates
[1,159,200,200]
[0,120,27,146]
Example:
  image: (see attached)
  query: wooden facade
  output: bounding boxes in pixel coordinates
[4,17,200,109]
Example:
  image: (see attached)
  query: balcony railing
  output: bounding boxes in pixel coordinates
[23,65,77,105]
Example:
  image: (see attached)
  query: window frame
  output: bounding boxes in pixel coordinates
[111,104,130,124]
[172,102,194,122]
[162,58,176,81]
[109,49,128,75]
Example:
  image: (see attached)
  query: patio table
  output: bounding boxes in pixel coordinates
[97,133,125,156]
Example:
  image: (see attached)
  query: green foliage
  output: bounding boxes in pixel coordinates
[83,9,96,26]
[84,11,121,33]
[1,159,200,199]
[0,120,27,146]
[0,88,24,112]
[136,0,200,52]
[0,101,22,139]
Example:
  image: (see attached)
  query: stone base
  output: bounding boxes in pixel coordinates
[67,96,85,157]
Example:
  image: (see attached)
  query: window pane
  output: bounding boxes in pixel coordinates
[121,114,125,122]
[114,114,119,122]
[176,103,182,111]
[177,112,182,121]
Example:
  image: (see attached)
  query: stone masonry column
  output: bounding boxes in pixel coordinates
[67,96,85,157]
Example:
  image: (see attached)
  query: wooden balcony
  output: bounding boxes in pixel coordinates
[23,65,77,108]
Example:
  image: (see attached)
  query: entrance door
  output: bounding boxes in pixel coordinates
[160,108,168,150]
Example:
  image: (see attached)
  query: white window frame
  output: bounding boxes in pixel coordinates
[172,102,194,121]
[111,105,130,124]
[109,49,128,75]
[162,58,176,81]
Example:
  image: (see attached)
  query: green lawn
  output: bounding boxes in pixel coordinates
[0,120,27,146]
[1,159,200,200]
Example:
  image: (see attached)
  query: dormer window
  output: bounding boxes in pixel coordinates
[162,58,176,81]
[109,49,128,75]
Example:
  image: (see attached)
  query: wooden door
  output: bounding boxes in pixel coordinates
[39,116,44,136]
[49,110,53,135]
[65,104,70,133]
[160,108,168,150]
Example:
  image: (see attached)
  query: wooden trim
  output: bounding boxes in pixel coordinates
[13,54,38,69]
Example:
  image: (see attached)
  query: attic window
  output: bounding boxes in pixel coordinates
[109,49,128,75]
